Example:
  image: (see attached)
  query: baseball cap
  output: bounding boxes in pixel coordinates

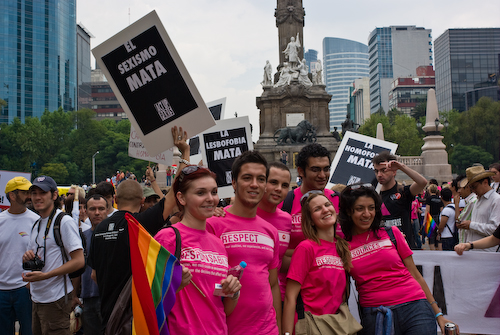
[5,177,32,193]
[30,176,58,192]
[143,187,160,199]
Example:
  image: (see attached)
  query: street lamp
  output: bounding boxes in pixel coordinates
[92,151,100,184]
[434,118,440,132]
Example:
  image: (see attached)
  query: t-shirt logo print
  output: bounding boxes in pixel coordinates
[154,98,175,121]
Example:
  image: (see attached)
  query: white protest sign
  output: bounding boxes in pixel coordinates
[326,131,398,188]
[198,117,253,198]
[128,125,173,164]
[92,10,215,156]
[0,170,32,210]
[189,97,227,157]
[347,251,500,334]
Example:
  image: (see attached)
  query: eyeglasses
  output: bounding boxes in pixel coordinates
[300,190,324,206]
[308,166,330,173]
[178,165,203,183]
[67,193,74,196]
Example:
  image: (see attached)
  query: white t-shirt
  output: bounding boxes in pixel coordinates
[107,208,118,217]
[440,204,456,238]
[28,209,83,303]
[0,209,40,289]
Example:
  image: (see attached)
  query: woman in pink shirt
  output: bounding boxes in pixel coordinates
[338,184,457,335]
[155,166,241,335]
[282,191,352,334]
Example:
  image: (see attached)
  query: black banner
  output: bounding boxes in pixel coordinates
[330,138,392,185]
[203,127,249,187]
[102,26,197,135]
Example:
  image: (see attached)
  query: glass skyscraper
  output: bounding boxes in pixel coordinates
[435,28,500,112]
[368,26,432,114]
[0,0,77,123]
[323,37,369,130]
[304,49,318,73]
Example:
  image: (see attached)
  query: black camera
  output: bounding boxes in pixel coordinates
[22,255,45,271]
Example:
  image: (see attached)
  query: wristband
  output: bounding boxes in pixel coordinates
[430,301,438,305]
[179,158,190,165]
[469,242,474,250]
[231,290,240,300]
[435,312,443,318]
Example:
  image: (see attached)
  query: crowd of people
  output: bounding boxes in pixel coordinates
[1,125,499,335]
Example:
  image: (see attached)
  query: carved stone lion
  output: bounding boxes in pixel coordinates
[273,120,316,145]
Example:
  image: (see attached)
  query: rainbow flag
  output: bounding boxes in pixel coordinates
[424,212,437,237]
[126,213,181,335]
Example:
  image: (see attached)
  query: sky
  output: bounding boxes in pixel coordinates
[77,0,499,142]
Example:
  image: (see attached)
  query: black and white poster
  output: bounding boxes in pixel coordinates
[92,11,215,156]
[326,131,398,188]
[199,117,253,198]
[189,98,227,156]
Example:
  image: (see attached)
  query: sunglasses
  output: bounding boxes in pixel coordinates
[178,165,203,183]
[300,190,324,206]
[347,183,374,190]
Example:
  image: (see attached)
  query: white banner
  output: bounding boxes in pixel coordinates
[128,125,173,164]
[347,251,500,334]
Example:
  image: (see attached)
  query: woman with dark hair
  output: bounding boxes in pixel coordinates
[154,166,241,335]
[282,191,355,334]
[339,184,458,335]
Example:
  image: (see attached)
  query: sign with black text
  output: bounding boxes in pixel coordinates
[92,11,215,156]
[326,131,398,188]
[198,117,253,198]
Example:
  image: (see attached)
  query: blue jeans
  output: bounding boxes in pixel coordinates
[83,296,103,335]
[0,286,33,335]
[412,219,422,249]
[360,299,437,335]
[441,237,456,251]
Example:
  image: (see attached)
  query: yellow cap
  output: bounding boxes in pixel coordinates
[5,177,32,194]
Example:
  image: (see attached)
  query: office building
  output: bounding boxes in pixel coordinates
[435,28,500,112]
[350,77,371,126]
[323,37,369,129]
[368,26,433,114]
[388,66,435,116]
[77,23,93,110]
[0,0,77,123]
[91,67,126,122]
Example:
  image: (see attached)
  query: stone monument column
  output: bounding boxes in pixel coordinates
[275,0,305,67]
[420,88,452,182]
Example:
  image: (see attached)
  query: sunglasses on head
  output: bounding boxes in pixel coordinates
[300,190,324,206]
[178,165,203,183]
[346,183,374,191]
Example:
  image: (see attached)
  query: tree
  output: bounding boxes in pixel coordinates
[40,163,69,184]
[411,101,427,120]
[449,144,494,174]
[387,107,403,124]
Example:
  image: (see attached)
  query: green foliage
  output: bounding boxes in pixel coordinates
[449,144,494,174]
[40,163,69,184]
[411,101,427,120]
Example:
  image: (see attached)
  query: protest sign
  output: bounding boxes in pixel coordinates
[198,117,253,198]
[0,170,32,210]
[128,125,173,164]
[326,131,397,188]
[189,97,227,156]
[92,10,215,156]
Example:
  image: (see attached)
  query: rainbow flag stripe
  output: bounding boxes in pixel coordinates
[424,212,437,237]
[126,213,181,335]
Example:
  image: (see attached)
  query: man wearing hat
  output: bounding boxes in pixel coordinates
[140,186,161,212]
[456,166,500,252]
[22,176,84,335]
[0,177,39,335]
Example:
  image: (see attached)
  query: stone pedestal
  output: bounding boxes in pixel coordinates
[255,81,339,171]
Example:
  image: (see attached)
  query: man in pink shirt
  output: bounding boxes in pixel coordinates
[256,162,292,301]
[207,151,281,335]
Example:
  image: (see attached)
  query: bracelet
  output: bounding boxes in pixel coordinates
[231,291,240,300]
[150,179,156,182]
[430,301,438,305]
[179,158,190,165]
[469,242,474,250]
[435,312,443,318]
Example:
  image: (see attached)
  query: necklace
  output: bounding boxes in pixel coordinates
[363,231,370,250]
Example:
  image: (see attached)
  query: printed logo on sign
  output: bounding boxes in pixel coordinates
[225,171,232,184]
[154,98,175,121]
[347,175,361,185]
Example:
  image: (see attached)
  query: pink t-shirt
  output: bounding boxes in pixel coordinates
[257,207,292,301]
[348,226,426,307]
[411,199,419,220]
[278,188,340,250]
[206,211,280,335]
[154,223,229,335]
[287,239,346,317]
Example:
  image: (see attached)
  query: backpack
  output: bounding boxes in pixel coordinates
[443,204,459,244]
[53,212,87,278]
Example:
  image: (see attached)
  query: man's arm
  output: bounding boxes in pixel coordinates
[146,166,164,199]
[22,249,85,283]
[269,268,282,335]
[384,160,427,196]
[437,214,449,234]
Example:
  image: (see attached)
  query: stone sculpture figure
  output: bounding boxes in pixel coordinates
[312,60,323,85]
[261,60,273,87]
[274,62,298,88]
[341,112,360,137]
[273,120,316,145]
[283,33,301,67]
[297,58,312,88]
